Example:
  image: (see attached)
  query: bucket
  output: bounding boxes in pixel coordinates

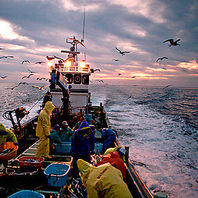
[0,142,18,162]
[44,163,70,187]
[7,190,44,198]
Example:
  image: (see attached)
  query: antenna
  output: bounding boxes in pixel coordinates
[81,5,86,43]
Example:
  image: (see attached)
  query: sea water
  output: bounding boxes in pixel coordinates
[0,83,197,198]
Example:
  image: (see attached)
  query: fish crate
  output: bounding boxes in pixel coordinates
[0,142,18,163]
[7,190,44,198]
[44,163,70,187]
[18,156,45,170]
[85,114,92,125]
[94,143,103,153]
[54,141,71,154]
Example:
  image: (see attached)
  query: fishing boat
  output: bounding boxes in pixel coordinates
[0,36,166,198]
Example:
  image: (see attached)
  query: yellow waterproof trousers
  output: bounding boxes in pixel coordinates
[35,136,50,157]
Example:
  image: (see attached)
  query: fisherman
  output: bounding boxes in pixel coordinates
[50,124,62,144]
[71,119,95,178]
[35,101,55,158]
[77,159,133,198]
[42,91,52,108]
[72,116,84,131]
[59,121,73,142]
[0,123,18,146]
[101,128,117,153]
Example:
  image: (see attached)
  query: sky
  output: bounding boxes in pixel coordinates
[0,0,198,87]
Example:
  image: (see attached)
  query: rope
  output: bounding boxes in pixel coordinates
[27,92,46,112]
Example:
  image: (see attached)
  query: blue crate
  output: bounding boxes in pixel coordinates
[85,114,92,125]
[7,190,44,198]
[54,142,71,153]
[94,143,103,152]
[44,163,70,187]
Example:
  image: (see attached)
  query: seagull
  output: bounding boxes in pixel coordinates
[35,61,45,64]
[118,73,121,75]
[32,85,49,90]
[0,75,7,79]
[22,60,30,64]
[27,68,36,73]
[131,76,136,78]
[22,73,34,79]
[162,84,173,90]
[93,69,100,72]
[18,81,29,85]
[127,96,132,100]
[46,56,55,61]
[37,77,47,80]
[0,56,14,59]
[163,39,180,47]
[156,57,168,62]
[115,47,130,55]
[112,59,119,61]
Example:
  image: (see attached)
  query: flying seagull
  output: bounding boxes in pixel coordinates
[112,59,119,61]
[93,69,100,72]
[32,85,49,90]
[156,57,168,62]
[0,75,7,79]
[27,68,36,73]
[162,84,173,90]
[115,47,130,55]
[22,73,34,79]
[37,77,47,80]
[22,60,30,64]
[131,76,136,78]
[0,56,14,59]
[118,73,121,75]
[163,39,180,47]
[35,61,45,64]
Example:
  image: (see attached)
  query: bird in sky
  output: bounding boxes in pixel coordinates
[118,73,121,75]
[46,56,55,61]
[162,84,173,90]
[22,73,34,79]
[93,69,100,72]
[6,82,29,90]
[163,39,180,47]
[0,55,14,59]
[112,59,119,61]
[35,61,45,64]
[156,57,168,62]
[32,85,49,90]
[127,96,132,100]
[22,60,30,64]
[131,76,136,78]
[0,47,4,50]
[0,75,7,79]
[27,68,36,73]
[37,77,47,80]
[115,47,130,55]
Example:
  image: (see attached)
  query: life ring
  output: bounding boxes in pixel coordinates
[74,75,81,83]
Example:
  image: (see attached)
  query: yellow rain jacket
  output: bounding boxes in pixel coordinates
[35,101,55,157]
[77,159,133,198]
[0,123,18,145]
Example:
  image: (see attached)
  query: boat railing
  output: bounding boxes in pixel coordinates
[58,66,89,72]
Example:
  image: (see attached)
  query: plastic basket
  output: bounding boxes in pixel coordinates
[7,190,44,198]
[0,142,18,162]
[18,156,45,169]
[54,142,71,154]
[44,163,70,187]
[85,114,92,125]
[94,143,103,152]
